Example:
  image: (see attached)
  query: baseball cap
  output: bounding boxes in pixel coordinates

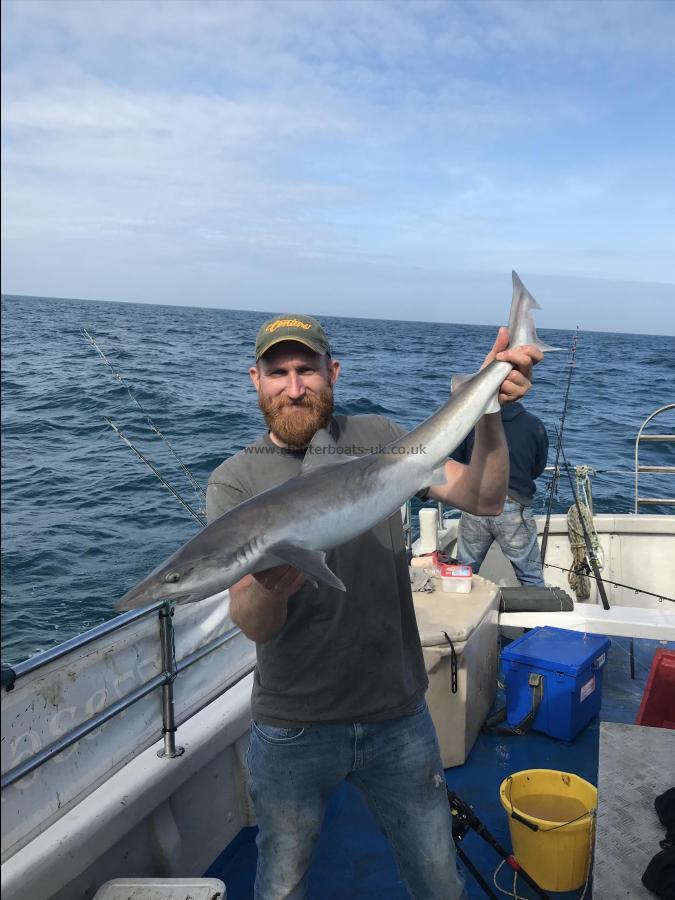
[254,313,331,361]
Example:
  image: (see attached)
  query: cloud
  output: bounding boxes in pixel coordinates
[1,0,674,326]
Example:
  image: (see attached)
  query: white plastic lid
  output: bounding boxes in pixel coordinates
[93,879,225,900]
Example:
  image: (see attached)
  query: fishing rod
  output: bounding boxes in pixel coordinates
[555,429,610,610]
[82,329,206,500]
[105,417,207,527]
[541,328,580,563]
[543,563,675,604]
[448,790,551,900]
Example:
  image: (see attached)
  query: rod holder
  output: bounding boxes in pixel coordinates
[157,601,184,759]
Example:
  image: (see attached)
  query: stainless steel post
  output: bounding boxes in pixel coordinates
[157,601,184,758]
[403,500,413,551]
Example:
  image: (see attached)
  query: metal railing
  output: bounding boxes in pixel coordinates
[8,600,166,682]
[1,601,252,790]
[634,404,675,513]
[402,500,446,552]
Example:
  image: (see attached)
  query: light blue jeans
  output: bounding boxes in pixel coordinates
[457,499,545,587]
[246,700,467,900]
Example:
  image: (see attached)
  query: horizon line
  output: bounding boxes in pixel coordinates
[2,291,674,340]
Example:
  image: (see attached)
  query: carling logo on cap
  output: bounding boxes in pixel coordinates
[266,318,313,333]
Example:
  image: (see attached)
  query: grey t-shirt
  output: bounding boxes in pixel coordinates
[206,414,428,727]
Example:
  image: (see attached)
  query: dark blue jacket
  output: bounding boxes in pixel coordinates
[452,402,549,506]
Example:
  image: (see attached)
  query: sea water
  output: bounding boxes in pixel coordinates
[2,293,674,664]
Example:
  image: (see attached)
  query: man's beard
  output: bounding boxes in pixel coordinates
[258,386,334,449]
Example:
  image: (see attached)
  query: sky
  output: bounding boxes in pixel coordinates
[1,0,674,334]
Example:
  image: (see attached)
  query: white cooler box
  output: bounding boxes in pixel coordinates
[412,574,500,767]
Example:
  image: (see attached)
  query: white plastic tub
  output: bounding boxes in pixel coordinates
[439,563,473,593]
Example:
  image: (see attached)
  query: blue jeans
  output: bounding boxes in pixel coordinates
[457,499,545,587]
[246,701,466,899]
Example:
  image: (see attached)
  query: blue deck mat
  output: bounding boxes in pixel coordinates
[206,636,668,899]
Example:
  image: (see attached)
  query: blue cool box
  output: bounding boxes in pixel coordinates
[501,626,611,742]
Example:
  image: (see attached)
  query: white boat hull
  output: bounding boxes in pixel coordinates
[2,677,254,900]
[430,513,675,611]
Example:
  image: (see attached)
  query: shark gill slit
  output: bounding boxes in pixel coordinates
[238,537,259,567]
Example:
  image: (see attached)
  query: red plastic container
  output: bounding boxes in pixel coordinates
[635,648,675,729]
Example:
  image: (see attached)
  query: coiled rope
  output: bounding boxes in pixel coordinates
[567,465,603,600]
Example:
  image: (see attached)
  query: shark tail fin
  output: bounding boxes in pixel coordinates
[510,271,563,352]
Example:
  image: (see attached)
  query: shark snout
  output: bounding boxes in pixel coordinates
[117,578,191,611]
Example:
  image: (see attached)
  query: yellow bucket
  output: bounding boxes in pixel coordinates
[499,769,597,892]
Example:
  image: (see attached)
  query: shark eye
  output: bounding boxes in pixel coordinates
[165,571,181,584]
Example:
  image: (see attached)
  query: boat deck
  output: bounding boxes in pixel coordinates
[206,636,671,899]
[594,721,674,900]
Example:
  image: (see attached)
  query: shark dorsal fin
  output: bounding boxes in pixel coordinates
[452,372,500,414]
[301,428,351,473]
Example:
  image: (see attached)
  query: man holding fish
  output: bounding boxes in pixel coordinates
[204,278,546,900]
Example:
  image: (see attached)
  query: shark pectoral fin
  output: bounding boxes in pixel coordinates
[272,544,347,592]
[301,428,351,473]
